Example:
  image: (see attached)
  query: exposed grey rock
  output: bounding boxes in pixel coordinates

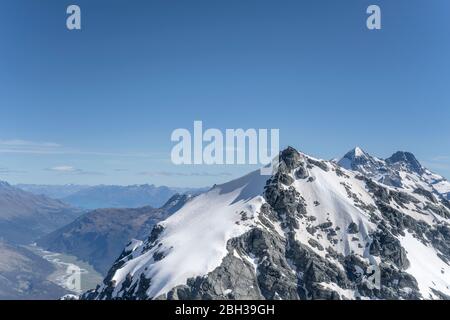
[279,174,294,186]
[318,222,333,230]
[279,147,302,171]
[369,229,410,270]
[307,158,329,172]
[308,239,324,251]
[165,253,262,300]
[386,151,424,175]
[295,166,309,179]
[347,222,359,234]
[414,188,437,203]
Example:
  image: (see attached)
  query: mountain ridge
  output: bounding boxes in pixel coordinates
[338,147,450,200]
[82,146,450,300]
[16,183,207,210]
[0,181,83,244]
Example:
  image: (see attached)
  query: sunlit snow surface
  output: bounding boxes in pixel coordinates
[99,151,450,300]
[110,170,268,298]
[400,232,450,299]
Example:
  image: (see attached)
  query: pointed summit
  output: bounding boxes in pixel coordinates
[343,146,369,160]
[279,146,302,170]
[386,151,423,174]
[353,146,365,157]
[338,147,372,170]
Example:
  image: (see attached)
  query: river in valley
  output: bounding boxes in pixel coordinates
[26,244,103,295]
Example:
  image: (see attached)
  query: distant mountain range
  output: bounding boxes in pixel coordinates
[0,179,203,299]
[84,147,450,300]
[16,183,207,210]
[0,181,83,244]
[16,184,90,200]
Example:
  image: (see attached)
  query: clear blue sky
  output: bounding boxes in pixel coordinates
[0,0,449,187]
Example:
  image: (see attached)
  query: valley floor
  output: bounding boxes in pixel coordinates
[26,245,103,295]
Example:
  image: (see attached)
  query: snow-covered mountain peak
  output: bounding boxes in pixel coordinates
[345,146,368,158]
[353,146,364,157]
[337,148,450,201]
[386,151,424,174]
[83,146,450,301]
[338,147,383,172]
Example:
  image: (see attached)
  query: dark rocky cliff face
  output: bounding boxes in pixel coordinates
[386,151,424,175]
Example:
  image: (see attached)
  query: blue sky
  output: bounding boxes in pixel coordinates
[0,0,449,187]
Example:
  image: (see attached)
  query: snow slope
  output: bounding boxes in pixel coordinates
[106,170,269,299]
[400,232,450,298]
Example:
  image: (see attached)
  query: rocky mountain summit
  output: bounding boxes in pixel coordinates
[83,147,450,300]
[338,147,450,200]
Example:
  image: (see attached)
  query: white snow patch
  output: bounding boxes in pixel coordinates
[318,282,355,299]
[400,232,450,299]
[293,164,375,257]
[433,180,450,195]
